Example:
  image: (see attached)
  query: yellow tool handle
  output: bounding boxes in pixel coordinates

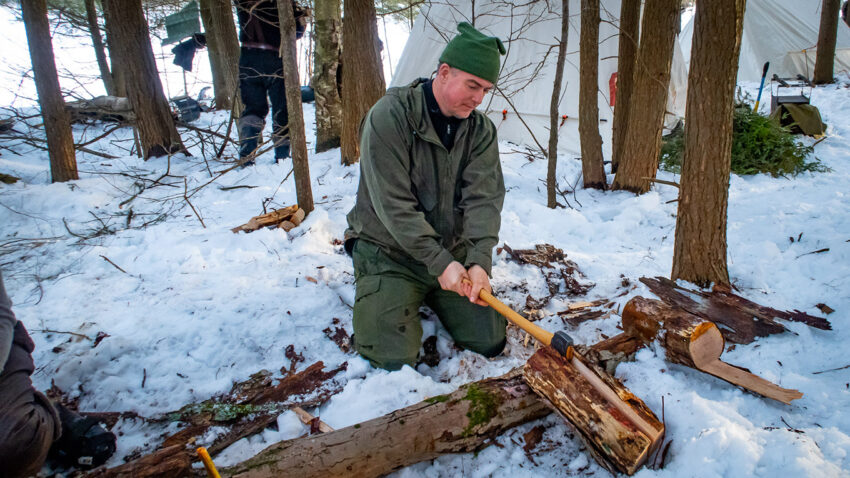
[197,447,221,478]
[463,280,555,346]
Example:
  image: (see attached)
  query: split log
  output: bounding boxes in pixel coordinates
[222,368,551,477]
[524,346,664,475]
[640,276,830,344]
[622,296,803,404]
[231,205,300,233]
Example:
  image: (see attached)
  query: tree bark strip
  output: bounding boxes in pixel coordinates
[340,0,386,165]
[547,0,569,208]
[671,0,746,287]
[22,0,78,182]
[101,0,187,159]
[524,346,664,475]
[622,296,803,404]
[578,0,607,190]
[612,0,679,194]
[611,0,640,174]
[312,0,343,152]
[222,368,551,477]
[278,0,315,214]
[813,0,841,84]
[84,0,115,96]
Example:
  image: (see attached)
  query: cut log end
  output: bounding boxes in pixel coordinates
[524,346,664,475]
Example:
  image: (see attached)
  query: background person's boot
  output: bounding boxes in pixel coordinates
[273,137,291,163]
[49,403,116,469]
[238,115,265,166]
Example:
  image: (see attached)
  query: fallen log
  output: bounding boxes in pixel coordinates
[524,347,665,475]
[640,276,830,344]
[575,333,646,375]
[622,296,803,404]
[85,445,192,478]
[222,368,551,477]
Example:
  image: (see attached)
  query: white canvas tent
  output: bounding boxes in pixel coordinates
[391,0,689,156]
[680,0,850,82]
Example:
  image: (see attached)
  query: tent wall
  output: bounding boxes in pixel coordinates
[391,0,688,156]
[680,0,850,82]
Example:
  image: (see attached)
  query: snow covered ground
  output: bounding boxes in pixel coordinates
[1,7,850,478]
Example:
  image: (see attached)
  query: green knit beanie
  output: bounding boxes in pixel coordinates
[438,22,506,84]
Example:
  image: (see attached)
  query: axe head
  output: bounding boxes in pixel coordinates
[550,331,574,358]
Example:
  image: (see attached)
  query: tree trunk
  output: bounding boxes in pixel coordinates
[671,0,745,287]
[101,0,126,97]
[199,0,242,112]
[102,0,187,159]
[340,0,385,165]
[579,0,607,190]
[622,296,803,404]
[313,0,343,153]
[22,0,78,183]
[84,0,115,96]
[611,0,679,194]
[547,0,569,208]
[524,346,664,475]
[813,0,841,84]
[222,368,551,477]
[611,0,640,174]
[279,0,315,214]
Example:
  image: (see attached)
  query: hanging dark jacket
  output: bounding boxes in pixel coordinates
[235,0,306,49]
[345,79,505,278]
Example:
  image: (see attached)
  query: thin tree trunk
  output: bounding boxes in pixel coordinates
[199,0,242,112]
[547,0,569,208]
[340,0,386,165]
[84,0,115,96]
[22,0,78,183]
[102,0,187,159]
[612,0,679,194]
[101,0,126,97]
[313,0,343,153]
[279,0,315,214]
[671,0,746,288]
[813,0,841,84]
[579,0,607,190]
[611,0,640,174]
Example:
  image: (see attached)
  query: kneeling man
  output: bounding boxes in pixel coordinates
[345,22,508,370]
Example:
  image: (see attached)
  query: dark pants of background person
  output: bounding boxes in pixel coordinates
[0,324,60,478]
[351,239,507,371]
[238,47,290,160]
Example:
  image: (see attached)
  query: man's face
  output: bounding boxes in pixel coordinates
[434,65,494,119]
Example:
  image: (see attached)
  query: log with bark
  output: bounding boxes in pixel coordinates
[622,296,803,404]
[640,276,830,344]
[524,346,665,475]
[222,368,552,477]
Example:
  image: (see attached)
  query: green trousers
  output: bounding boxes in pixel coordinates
[352,240,506,371]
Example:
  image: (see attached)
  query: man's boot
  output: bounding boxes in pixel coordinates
[273,137,291,163]
[49,403,116,469]
[238,115,265,167]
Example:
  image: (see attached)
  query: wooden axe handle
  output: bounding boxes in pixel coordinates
[476,288,555,346]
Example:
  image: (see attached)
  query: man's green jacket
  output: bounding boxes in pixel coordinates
[345,79,505,278]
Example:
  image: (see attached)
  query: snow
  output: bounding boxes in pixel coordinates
[2,8,850,478]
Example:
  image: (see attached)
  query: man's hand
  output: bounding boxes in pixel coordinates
[462,265,491,306]
[438,261,470,296]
